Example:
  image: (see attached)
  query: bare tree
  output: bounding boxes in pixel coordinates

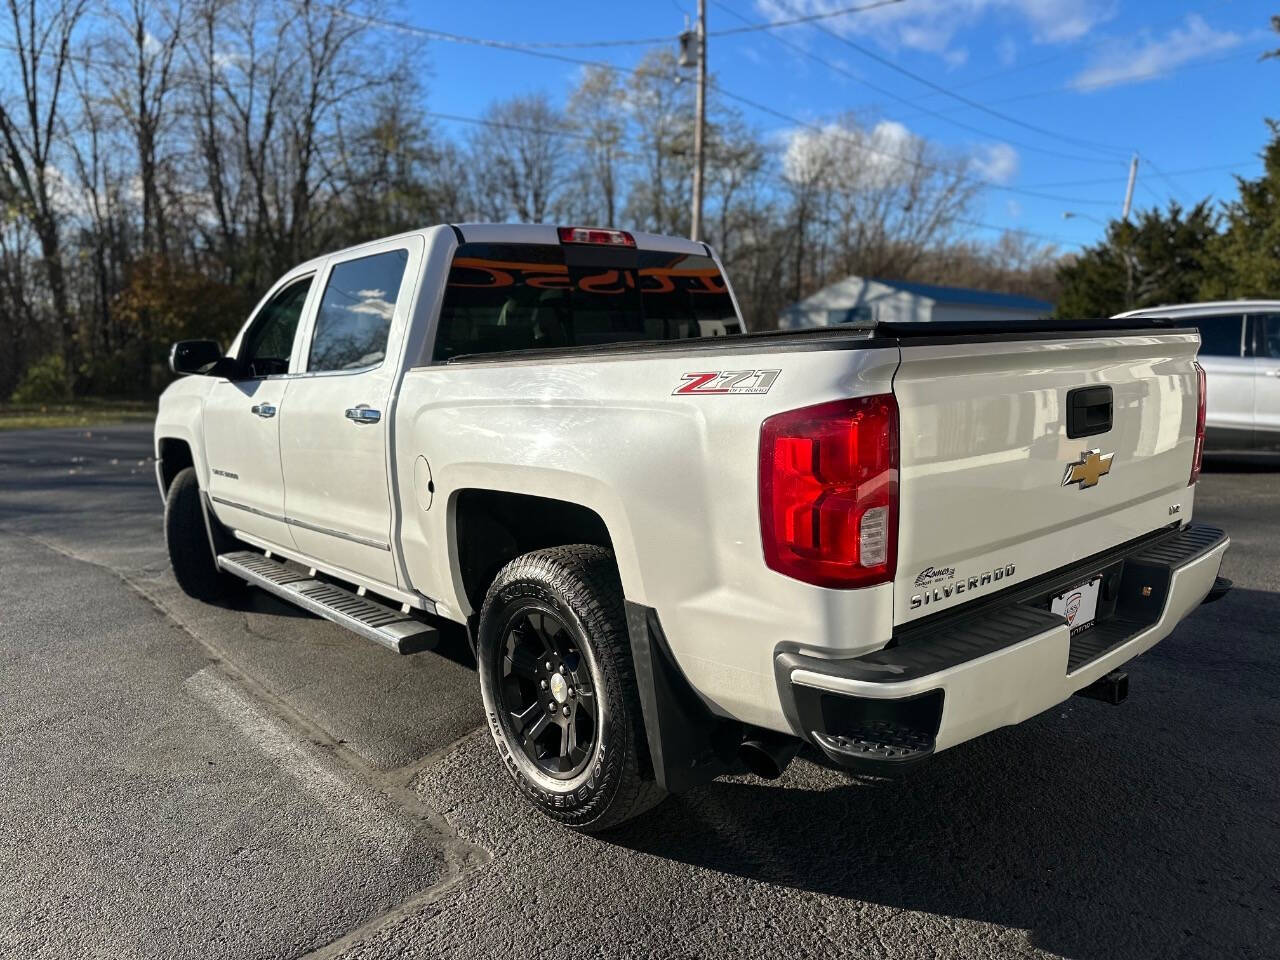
[66,57,122,367]
[0,0,89,387]
[624,50,692,236]
[783,115,979,290]
[0,216,44,396]
[566,66,627,226]
[0,2,1055,399]
[96,0,184,257]
[703,112,765,265]
[331,69,466,239]
[469,93,567,223]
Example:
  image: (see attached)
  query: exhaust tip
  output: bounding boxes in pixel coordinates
[739,733,801,780]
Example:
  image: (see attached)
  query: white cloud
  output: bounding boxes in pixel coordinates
[754,0,1114,63]
[782,119,921,188]
[783,120,1018,194]
[971,142,1020,184]
[1071,15,1241,92]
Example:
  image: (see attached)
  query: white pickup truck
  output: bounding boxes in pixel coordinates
[155,223,1231,831]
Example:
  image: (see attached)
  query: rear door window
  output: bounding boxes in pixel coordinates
[433,242,740,361]
[1189,315,1244,357]
[308,249,409,372]
[1250,314,1280,358]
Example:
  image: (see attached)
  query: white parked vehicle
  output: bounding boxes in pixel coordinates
[155,223,1231,831]
[1114,301,1280,450]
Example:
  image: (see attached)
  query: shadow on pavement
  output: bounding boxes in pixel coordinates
[606,585,1279,960]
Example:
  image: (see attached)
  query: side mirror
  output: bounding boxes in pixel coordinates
[170,340,225,376]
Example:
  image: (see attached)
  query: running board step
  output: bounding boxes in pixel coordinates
[216,550,438,655]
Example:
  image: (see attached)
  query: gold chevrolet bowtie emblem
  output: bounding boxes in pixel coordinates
[1062,449,1114,489]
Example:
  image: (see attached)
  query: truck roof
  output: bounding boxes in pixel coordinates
[301,223,710,270]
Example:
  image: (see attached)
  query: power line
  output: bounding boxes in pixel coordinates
[323,7,1123,204]
[499,0,907,48]
[764,0,1131,160]
[709,0,1126,167]
[32,7,1133,247]
[341,2,1126,170]
[892,47,1260,121]
[425,109,599,145]
[704,80,1118,206]
[423,106,1103,244]
[886,0,1236,107]
[0,10,1132,214]
[955,218,1085,249]
[1014,160,1258,190]
[709,0,906,38]
[1142,156,1197,206]
[330,0,904,52]
[422,97,1106,247]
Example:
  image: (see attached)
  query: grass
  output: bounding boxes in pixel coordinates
[0,399,156,431]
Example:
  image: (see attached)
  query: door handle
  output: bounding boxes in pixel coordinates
[250,403,277,418]
[345,405,381,424]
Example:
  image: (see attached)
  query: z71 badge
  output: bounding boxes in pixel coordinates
[673,369,780,395]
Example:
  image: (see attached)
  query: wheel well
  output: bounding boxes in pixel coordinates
[157,438,194,493]
[454,489,614,613]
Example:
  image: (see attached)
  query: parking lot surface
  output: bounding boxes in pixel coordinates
[1,425,1276,959]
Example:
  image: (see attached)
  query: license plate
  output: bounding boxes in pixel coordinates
[1051,577,1101,635]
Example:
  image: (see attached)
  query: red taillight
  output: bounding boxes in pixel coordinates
[557,226,635,247]
[1190,361,1206,485]
[759,395,899,589]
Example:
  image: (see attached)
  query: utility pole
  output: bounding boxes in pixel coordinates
[690,0,707,242]
[1120,152,1140,310]
[1122,153,1139,221]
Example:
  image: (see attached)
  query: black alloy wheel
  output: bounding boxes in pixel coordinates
[476,544,667,831]
[499,606,597,779]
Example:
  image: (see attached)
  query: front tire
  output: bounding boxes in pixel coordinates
[164,467,236,601]
[477,545,666,832]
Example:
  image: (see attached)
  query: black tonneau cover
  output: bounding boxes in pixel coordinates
[877,315,1186,340]
[442,316,1190,364]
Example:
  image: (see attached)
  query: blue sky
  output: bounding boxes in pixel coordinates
[399,0,1276,253]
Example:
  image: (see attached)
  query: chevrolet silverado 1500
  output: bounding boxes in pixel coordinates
[155,223,1231,831]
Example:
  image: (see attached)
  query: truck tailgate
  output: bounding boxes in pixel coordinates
[892,329,1200,626]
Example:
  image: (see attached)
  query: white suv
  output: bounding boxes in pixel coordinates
[1115,301,1280,450]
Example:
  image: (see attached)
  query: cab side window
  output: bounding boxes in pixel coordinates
[1252,314,1280,358]
[308,249,409,372]
[1190,315,1244,357]
[238,276,313,378]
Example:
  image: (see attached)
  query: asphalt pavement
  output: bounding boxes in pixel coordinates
[0,424,1276,959]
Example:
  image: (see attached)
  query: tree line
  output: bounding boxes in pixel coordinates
[1058,123,1280,319]
[1,0,1271,403]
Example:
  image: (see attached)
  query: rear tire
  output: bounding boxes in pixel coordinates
[164,467,236,601]
[477,545,666,832]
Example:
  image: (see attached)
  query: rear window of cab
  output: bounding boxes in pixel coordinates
[433,242,741,360]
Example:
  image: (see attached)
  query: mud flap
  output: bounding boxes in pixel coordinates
[624,601,740,794]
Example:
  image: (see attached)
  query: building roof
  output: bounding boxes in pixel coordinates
[872,277,1053,312]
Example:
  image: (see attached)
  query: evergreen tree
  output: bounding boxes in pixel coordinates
[1203,122,1280,298]
[1056,201,1218,318]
